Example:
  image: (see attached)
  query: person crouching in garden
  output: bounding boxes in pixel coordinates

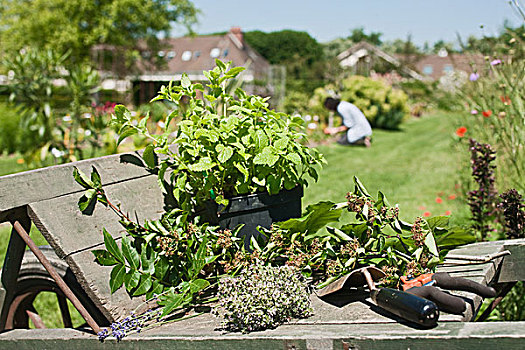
[323,97,372,147]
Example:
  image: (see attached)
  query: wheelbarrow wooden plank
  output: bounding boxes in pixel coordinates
[0,152,153,215]
[497,239,525,283]
[27,174,164,257]
[1,321,525,349]
[25,174,166,322]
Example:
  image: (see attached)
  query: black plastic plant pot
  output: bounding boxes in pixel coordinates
[199,186,303,245]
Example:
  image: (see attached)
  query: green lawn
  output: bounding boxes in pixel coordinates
[303,110,470,226]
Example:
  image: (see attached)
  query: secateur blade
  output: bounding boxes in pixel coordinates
[316,266,385,297]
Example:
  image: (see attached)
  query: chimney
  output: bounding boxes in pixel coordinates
[229,27,244,47]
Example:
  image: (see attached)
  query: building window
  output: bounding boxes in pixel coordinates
[194,51,201,59]
[210,48,220,58]
[223,49,229,57]
[167,51,176,59]
[181,51,192,61]
[157,51,165,58]
[422,65,433,75]
[443,64,454,73]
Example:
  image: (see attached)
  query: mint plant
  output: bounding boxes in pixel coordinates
[112,60,325,214]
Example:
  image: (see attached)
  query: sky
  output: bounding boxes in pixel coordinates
[172,0,524,47]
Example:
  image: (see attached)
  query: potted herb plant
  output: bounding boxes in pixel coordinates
[112,60,325,242]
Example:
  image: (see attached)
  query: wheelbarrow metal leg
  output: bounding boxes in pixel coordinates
[12,220,101,334]
[0,214,31,331]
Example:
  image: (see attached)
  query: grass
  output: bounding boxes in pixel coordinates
[0,109,472,328]
[303,110,470,226]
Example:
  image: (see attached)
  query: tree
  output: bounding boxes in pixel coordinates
[244,30,325,93]
[244,30,324,66]
[0,0,197,62]
[347,27,383,46]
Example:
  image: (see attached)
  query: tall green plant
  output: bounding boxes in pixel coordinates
[3,48,112,165]
[458,56,525,192]
[113,60,325,214]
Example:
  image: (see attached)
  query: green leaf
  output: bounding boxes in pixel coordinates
[266,174,280,195]
[121,233,140,270]
[218,146,234,163]
[280,201,342,234]
[92,250,118,266]
[326,226,353,241]
[424,231,439,257]
[435,227,476,247]
[110,264,126,294]
[90,167,102,188]
[103,229,125,264]
[160,293,184,317]
[117,125,138,145]
[73,167,94,189]
[353,176,371,197]
[254,130,269,150]
[253,147,279,166]
[215,59,227,71]
[189,157,215,172]
[234,162,249,182]
[189,279,210,294]
[274,137,289,150]
[124,270,141,291]
[133,275,153,296]
[285,153,301,165]
[140,245,155,274]
[427,216,450,231]
[226,66,245,77]
[181,74,191,88]
[78,189,96,212]
[142,144,157,169]
[155,256,169,280]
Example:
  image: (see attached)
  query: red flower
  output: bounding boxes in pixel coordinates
[423,211,431,217]
[448,194,456,200]
[456,127,467,137]
[482,110,492,117]
[500,96,511,105]
[435,197,443,204]
[445,210,451,215]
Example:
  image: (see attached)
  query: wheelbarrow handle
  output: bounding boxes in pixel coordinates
[371,287,439,327]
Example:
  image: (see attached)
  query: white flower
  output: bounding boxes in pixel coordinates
[51,148,65,158]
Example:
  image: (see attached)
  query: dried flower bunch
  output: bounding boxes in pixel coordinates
[213,264,312,333]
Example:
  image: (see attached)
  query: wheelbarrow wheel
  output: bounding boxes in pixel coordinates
[4,246,108,329]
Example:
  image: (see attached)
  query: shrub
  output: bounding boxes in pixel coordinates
[339,76,409,130]
[309,76,409,130]
[0,102,34,155]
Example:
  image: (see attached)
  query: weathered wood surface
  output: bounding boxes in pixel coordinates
[0,151,153,216]
[0,322,524,349]
[1,150,523,338]
[497,238,525,283]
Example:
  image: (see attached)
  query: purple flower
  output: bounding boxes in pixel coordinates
[490,59,502,66]
[471,109,478,115]
[469,73,479,81]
